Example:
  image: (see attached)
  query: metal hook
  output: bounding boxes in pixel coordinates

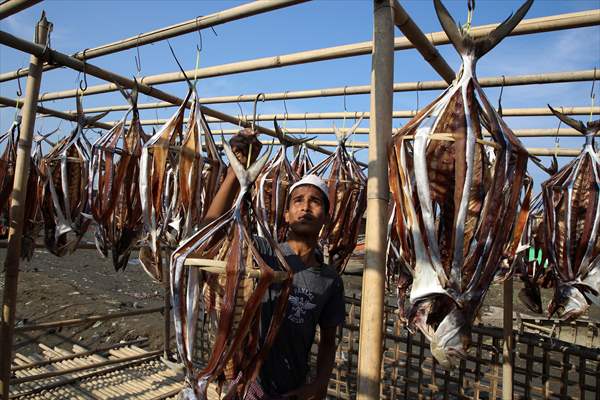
[196,16,203,52]
[79,48,89,92]
[236,95,245,128]
[304,112,308,139]
[342,86,348,129]
[590,67,597,123]
[283,91,289,131]
[16,67,23,97]
[252,93,265,131]
[416,81,422,111]
[134,33,142,77]
[497,75,506,117]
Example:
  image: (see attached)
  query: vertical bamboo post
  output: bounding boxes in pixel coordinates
[0,12,50,399]
[356,0,394,398]
[503,276,514,399]
[163,253,171,360]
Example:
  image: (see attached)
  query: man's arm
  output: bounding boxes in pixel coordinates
[284,325,339,400]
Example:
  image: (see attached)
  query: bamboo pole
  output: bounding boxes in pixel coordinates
[0,95,112,130]
[503,277,514,400]
[391,0,455,83]
[107,106,599,126]
[162,256,171,360]
[0,28,340,160]
[0,13,49,400]
[55,69,598,112]
[31,10,600,102]
[0,0,309,83]
[14,306,164,333]
[0,0,42,19]
[357,1,393,399]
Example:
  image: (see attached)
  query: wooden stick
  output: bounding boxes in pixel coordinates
[14,306,164,333]
[357,1,393,399]
[184,258,289,282]
[0,0,42,19]
[11,339,148,371]
[0,0,309,83]
[30,10,600,102]
[0,13,49,400]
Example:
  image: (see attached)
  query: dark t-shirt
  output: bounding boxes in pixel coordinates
[254,238,345,396]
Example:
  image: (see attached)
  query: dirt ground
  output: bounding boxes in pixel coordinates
[2,245,598,358]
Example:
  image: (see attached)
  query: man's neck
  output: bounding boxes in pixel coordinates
[286,233,320,268]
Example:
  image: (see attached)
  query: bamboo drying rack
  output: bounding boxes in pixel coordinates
[0,1,598,399]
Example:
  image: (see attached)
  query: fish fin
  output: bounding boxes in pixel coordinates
[475,0,534,57]
[433,0,467,55]
[548,105,586,134]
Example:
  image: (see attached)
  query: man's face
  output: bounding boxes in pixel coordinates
[285,185,328,238]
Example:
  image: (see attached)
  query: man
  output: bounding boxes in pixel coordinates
[202,131,345,399]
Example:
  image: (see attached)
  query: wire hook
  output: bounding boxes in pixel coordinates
[590,67,597,123]
[236,95,245,128]
[283,91,289,131]
[342,85,348,129]
[134,34,142,77]
[416,81,422,111]
[79,48,89,92]
[497,75,506,118]
[16,67,23,97]
[252,92,265,131]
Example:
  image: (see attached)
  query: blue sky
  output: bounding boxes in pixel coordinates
[0,0,599,188]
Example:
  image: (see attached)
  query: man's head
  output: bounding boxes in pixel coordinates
[285,175,330,238]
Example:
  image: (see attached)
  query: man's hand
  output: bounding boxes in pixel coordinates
[229,128,262,166]
[283,379,328,399]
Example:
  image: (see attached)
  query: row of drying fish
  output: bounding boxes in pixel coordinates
[0,85,368,281]
[385,0,598,370]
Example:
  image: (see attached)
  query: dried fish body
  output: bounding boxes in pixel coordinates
[307,118,367,273]
[387,0,533,369]
[172,93,225,244]
[543,108,600,320]
[0,119,19,238]
[139,90,192,281]
[40,98,108,256]
[171,140,294,399]
[255,119,302,242]
[89,87,145,271]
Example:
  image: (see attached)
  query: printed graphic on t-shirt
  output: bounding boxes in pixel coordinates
[288,287,316,324]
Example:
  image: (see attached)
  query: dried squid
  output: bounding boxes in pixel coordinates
[170,139,293,399]
[543,107,600,319]
[387,0,533,369]
[307,118,367,273]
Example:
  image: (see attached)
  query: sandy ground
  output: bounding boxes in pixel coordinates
[2,245,598,358]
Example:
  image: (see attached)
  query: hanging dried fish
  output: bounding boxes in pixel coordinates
[387,0,533,369]
[39,96,108,256]
[307,117,367,273]
[255,119,313,242]
[172,91,225,244]
[171,140,294,399]
[543,107,600,320]
[21,130,56,260]
[291,143,314,177]
[0,117,20,238]
[89,85,146,271]
[139,90,192,281]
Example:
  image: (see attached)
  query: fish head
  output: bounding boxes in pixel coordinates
[547,284,589,320]
[430,307,471,370]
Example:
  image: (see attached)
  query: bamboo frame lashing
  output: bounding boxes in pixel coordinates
[184,257,289,283]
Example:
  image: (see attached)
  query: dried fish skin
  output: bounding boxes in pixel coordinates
[291,143,314,178]
[388,0,533,369]
[543,108,600,320]
[171,141,294,399]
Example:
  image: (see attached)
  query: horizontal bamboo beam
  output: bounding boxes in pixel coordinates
[391,0,455,83]
[107,106,598,126]
[11,338,148,371]
[0,0,42,20]
[11,349,162,384]
[0,95,112,130]
[0,0,309,83]
[33,10,600,102]
[55,69,598,113]
[0,28,341,160]
[14,306,164,333]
